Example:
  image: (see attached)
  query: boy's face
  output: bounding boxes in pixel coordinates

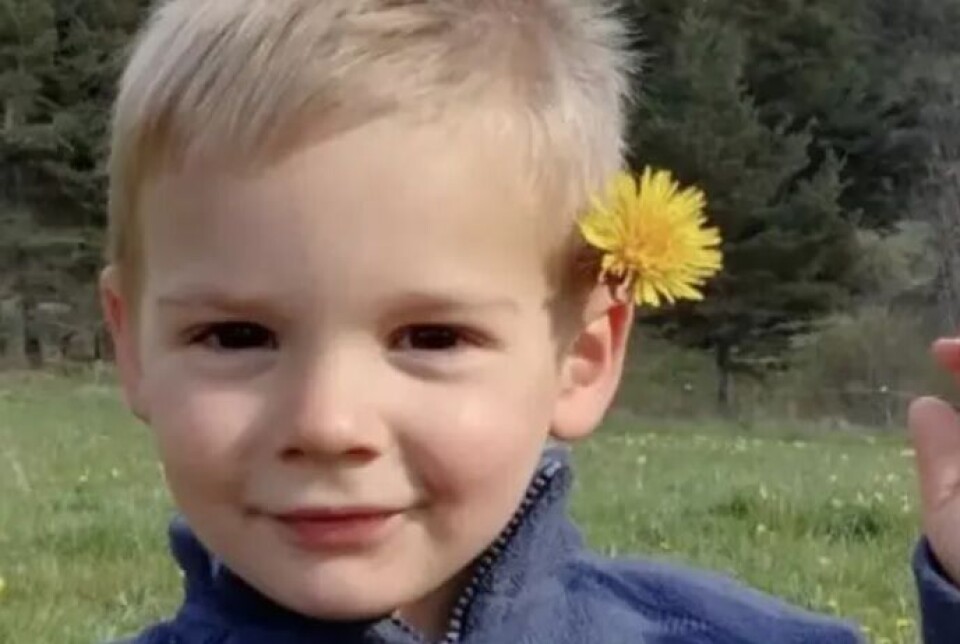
[104,118,628,631]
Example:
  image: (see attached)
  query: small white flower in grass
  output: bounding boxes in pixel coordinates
[900,448,915,458]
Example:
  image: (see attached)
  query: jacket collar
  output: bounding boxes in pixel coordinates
[169,447,582,642]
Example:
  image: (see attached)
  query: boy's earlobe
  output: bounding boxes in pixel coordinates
[99,266,148,422]
[551,295,633,442]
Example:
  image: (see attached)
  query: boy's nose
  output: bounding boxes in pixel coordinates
[278,356,387,463]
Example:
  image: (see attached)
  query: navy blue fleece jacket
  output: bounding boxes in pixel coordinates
[119,451,960,643]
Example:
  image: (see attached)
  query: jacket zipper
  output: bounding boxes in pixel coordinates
[389,458,564,644]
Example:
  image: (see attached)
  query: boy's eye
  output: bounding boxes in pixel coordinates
[192,322,277,351]
[392,324,465,351]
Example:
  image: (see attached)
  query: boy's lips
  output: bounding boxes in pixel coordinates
[268,506,405,551]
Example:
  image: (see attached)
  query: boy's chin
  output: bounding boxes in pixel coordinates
[244,562,443,623]
[282,592,400,622]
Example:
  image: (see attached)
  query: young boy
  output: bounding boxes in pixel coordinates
[101,1,960,642]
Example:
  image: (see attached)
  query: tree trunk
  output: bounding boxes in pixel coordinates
[715,342,733,415]
[933,159,960,332]
[922,65,960,333]
[20,295,43,369]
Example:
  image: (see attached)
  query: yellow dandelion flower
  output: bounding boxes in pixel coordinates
[578,167,723,307]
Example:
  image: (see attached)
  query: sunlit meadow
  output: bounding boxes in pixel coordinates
[0,374,921,643]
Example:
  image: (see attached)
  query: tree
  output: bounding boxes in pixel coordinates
[0,0,58,207]
[1,0,147,220]
[912,72,960,331]
[862,0,960,330]
[625,0,930,232]
[629,9,858,411]
[711,0,916,231]
[0,0,146,366]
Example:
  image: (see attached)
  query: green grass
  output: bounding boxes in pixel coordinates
[0,375,921,643]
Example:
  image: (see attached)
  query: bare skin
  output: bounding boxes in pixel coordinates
[910,337,960,586]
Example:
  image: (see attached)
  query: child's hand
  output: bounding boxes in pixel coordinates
[910,338,960,585]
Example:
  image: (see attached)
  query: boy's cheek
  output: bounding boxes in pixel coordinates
[403,382,554,494]
[148,388,265,503]
[141,365,266,455]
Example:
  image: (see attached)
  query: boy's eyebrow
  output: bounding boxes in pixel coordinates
[155,288,280,316]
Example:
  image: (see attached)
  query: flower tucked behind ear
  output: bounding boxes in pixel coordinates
[578,167,723,308]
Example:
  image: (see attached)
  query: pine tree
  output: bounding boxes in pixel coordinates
[873,0,960,329]
[625,0,923,231]
[0,0,145,365]
[629,8,857,411]
[0,0,57,206]
[719,0,910,231]
[41,0,147,223]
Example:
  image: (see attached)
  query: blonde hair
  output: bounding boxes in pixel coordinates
[108,0,634,295]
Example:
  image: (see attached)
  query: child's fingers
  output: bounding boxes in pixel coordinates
[909,396,960,518]
[932,338,960,374]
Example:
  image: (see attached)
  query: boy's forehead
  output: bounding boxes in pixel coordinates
[151,117,535,215]
[150,113,545,214]
[139,116,562,301]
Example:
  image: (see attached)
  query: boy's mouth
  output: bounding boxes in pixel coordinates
[269,506,403,551]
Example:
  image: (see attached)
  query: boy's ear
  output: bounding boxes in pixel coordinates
[551,289,633,442]
[100,266,148,422]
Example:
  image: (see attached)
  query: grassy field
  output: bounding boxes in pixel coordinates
[0,375,922,643]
